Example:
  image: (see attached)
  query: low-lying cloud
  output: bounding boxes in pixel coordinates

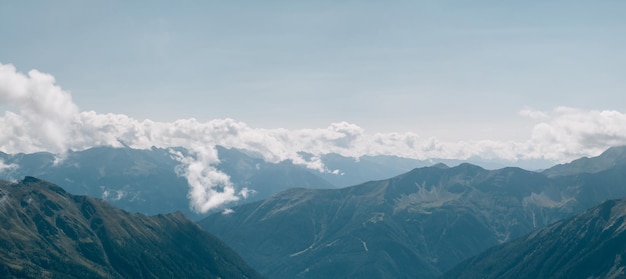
[2,63,626,212]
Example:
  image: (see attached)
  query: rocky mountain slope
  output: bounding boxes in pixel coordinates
[200,147,626,278]
[442,197,626,279]
[0,177,263,279]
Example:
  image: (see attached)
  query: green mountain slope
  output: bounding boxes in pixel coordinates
[0,177,263,279]
[200,152,626,279]
[543,145,626,177]
[442,197,626,279]
[199,164,560,278]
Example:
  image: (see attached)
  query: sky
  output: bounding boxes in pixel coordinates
[1,1,626,212]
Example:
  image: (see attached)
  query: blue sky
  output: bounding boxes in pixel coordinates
[0,1,625,147]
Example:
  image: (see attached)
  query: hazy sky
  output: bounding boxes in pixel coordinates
[2,1,625,141]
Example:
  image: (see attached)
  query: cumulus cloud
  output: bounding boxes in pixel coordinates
[0,64,78,153]
[171,146,251,213]
[2,63,626,211]
[527,107,626,160]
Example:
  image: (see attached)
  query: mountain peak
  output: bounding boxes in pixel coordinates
[0,178,264,279]
[431,162,449,169]
[452,162,486,174]
[543,145,626,177]
[601,145,626,160]
[22,176,43,184]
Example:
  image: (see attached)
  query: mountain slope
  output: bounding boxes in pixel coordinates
[543,145,626,177]
[0,147,191,216]
[199,164,572,278]
[316,152,554,188]
[200,152,626,279]
[0,177,263,279]
[315,153,436,187]
[441,197,626,279]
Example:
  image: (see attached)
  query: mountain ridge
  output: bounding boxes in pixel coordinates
[543,145,626,177]
[200,147,626,278]
[0,177,263,279]
[441,197,626,279]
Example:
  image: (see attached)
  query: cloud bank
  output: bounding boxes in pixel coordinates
[2,63,626,212]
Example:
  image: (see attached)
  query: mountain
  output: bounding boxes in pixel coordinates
[0,145,559,219]
[543,145,626,177]
[214,146,336,201]
[315,153,543,188]
[441,197,626,279]
[315,153,439,187]
[199,154,626,279]
[198,165,550,278]
[0,177,263,279]
[0,146,334,218]
[0,147,191,216]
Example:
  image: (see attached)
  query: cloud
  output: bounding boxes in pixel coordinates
[0,159,18,177]
[2,63,626,211]
[170,146,250,213]
[527,107,626,160]
[0,64,78,153]
[519,108,548,120]
[102,189,126,201]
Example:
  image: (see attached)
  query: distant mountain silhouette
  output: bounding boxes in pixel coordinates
[0,177,263,279]
[0,146,495,219]
[0,147,192,216]
[200,147,626,278]
[442,197,626,279]
[314,153,541,187]
[0,146,335,218]
[215,146,336,201]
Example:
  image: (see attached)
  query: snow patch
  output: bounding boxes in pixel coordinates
[394,181,461,213]
[522,192,574,208]
[290,244,314,257]
[361,239,369,252]
[363,212,384,225]
[102,189,126,201]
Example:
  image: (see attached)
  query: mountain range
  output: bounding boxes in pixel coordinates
[199,146,626,278]
[442,197,626,279]
[0,146,335,218]
[0,177,263,279]
[0,145,469,218]
[3,145,626,278]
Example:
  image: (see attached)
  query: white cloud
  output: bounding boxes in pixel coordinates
[2,63,626,211]
[0,64,78,153]
[519,108,548,120]
[526,107,626,160]
[170,146,246,213]
[0,159,18,176]
[102,189,126,201]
